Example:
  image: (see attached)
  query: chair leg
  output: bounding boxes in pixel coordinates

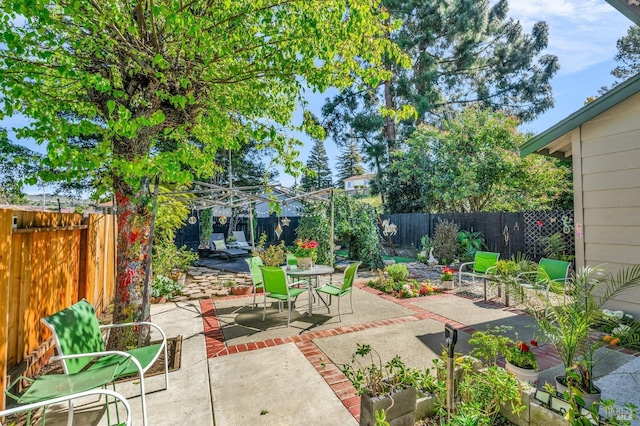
[349,290,354,314]
[252,286,257,309]
[263,294,267,321]
[67,399,74,426]
[337,295,342,322]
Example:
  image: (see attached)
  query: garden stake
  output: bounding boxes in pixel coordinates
[445,323,458,422]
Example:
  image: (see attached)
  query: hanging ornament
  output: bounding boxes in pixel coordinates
[275,223,283,239]
[219,215,228,225]
[281,217,291,227]
[188,206,198,224]
[536,220,543,227]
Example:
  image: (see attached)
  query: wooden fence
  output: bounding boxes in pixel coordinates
[380,210,574,262]
[0,208,117,411]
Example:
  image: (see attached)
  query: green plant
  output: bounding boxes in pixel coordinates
[469,325,538,370]
[152,240,198,277]
[456,230,486,262]
[440,267,455,282]
[385,263,408,282]
[199,209,213,249]
[533,265,640,395]
[293,239,319,262]
[337,343,435,398]
[432,219,459,265]
[151,274,184,299]
[262,241,287,267]
[540,232,574,262]
[458,366,525,424]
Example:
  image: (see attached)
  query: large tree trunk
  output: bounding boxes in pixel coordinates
[108,177,152,350]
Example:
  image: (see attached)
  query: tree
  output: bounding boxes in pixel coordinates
[335,139,366,188]
[0,0,405,346]
[301,139,333,192]
[0,129,38,205]
[383,107,572,213]
[599,26,640,94]
[323,0,558,173]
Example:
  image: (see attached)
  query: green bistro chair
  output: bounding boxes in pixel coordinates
[518,258,571,301]
[457,251,500,300]
[41,299,169,426]
[260,266,306,327]
[315,262,361,321]
[3,379,132,426]
[245,256,265,309]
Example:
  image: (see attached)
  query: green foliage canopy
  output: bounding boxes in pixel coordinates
[0,0,406,195]
[383,107,572,213]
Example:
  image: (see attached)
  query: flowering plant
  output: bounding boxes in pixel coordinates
[293,239,319,261]
[469,326,538,370]
[440,267,455,281]
[505,338,538,370]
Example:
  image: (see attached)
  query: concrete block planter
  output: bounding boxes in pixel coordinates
[360,386,417,426]
[415,393,438,421]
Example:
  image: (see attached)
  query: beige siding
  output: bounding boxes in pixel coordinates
[579,91,640,316]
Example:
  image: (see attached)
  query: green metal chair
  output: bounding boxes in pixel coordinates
[41,299,168,426]
[315,262,361,321]
[245,256,265,309]
[457,251,500,300]
[518,258,571,301]
[260,266,306,327]
[3,372,132,426]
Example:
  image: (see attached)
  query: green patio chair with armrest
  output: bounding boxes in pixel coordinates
[245,256,265,309]
[260,266,306,327]
[41,299,169,426]
[3,371,132,426]
[457,251,500,299]
[518,258,571,301]
[315,262,360,321]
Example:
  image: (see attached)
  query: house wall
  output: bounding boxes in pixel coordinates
[577,90,640,315]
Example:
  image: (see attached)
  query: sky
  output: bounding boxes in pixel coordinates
[1,0,635,193]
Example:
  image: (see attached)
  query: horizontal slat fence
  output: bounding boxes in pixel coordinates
[0,208,116,412]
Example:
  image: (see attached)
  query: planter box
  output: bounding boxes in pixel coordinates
[360,387,417,426]
[415,393,438,421]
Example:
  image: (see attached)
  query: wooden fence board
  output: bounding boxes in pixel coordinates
[0,209,116,409]
[0,210,13,413]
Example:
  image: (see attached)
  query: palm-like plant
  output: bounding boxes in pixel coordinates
[533,264,640,395]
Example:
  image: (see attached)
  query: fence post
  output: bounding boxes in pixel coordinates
[0,209,13,413]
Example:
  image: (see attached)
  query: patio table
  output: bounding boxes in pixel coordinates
[287,265,334,317]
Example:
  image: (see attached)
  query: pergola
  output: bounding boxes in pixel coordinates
[167,181,337,265]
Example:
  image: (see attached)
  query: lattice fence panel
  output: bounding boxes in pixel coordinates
[523,210,574,261]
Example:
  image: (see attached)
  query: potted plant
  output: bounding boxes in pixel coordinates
[293,239,318,269]
[440,267,455,289]
[198,208,213,257]
[469,326,539,385]
[532,264,640,408]
[338,343,436,426]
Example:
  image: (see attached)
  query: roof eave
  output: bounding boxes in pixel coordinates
[605,0,640,25]
[520,72,640,157]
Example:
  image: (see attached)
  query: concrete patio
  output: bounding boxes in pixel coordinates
[18,276,640,425]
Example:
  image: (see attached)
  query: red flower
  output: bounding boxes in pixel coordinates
[517,342,530,352]
[530,340,538,347]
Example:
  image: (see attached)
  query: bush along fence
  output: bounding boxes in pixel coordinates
[379,210,575,262]
[0,208,117,411]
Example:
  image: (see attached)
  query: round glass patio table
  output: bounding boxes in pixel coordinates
[287,265,335,317]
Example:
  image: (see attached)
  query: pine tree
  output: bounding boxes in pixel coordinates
[336,140,366,188]
[598,26,640,95]
[301,139,333,192]
[323,0,559,172]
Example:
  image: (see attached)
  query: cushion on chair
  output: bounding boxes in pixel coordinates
[213,239,227,250]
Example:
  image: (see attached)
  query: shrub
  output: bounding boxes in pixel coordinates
[385,263,409,282]
[152,274,183,299]
[153,240,198,277]
[432,219,459,264]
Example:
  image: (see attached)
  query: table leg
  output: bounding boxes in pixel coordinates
[308,279,313,317]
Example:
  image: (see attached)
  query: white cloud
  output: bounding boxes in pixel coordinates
[505,0,633,75]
